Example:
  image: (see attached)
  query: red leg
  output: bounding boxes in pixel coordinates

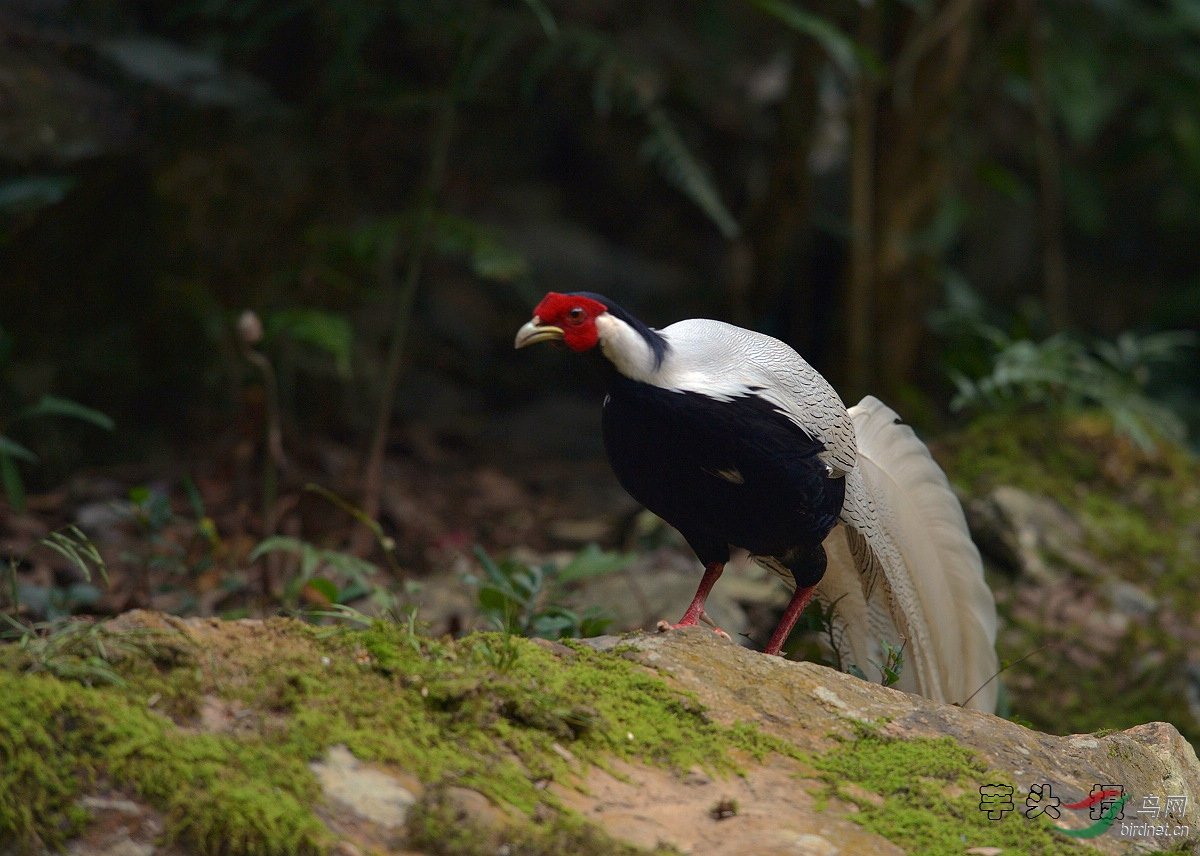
[763,584,817,656]
[656,561,725,634]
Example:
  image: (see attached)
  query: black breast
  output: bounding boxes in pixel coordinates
[601,376,845,567]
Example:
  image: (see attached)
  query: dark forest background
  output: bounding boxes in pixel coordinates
[4,0,1200,469]
[3,0,1200,741]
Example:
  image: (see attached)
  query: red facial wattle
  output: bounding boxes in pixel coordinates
[531,292,608,352]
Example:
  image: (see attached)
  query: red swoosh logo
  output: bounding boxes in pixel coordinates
[1061,789,1123,810]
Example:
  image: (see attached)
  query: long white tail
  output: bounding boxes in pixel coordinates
[817,396,1000,712]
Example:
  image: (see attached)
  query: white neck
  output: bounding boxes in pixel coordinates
[596,313,661,384]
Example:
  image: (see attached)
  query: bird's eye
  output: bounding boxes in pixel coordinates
[566,307,586,325]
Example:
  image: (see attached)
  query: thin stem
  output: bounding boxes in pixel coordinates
[241,346,286,599]
[3,557,16,616]
[354,16,482,553]
[0,449,25,515]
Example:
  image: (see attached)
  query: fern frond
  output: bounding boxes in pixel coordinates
[523,26,741,238]
[641,107,740,238]
[950,328,1195,450]
[748,0,866,77]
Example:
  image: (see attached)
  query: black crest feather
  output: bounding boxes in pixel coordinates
[567,291,670,368]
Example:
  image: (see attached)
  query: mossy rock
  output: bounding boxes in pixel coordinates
[4,614,1194,855]
[932,411,1200,745]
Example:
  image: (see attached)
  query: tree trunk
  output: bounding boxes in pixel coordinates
[846,7,882,401]
[858,0,982,399]
[1028,3,1069,332]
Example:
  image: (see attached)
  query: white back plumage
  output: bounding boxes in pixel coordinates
[600,315,858,476]
[819,396,1000,711]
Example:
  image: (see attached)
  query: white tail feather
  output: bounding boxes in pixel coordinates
[818,396,1000,712]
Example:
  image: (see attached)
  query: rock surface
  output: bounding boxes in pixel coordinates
[966,485,1104,580]
[591,629,1200,855]
[310,745,420,829]
[16,614,1200,856]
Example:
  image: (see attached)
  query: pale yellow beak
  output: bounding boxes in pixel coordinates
[514,317,564,349]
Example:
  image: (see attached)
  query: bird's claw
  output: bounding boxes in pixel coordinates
[698,610,732,642]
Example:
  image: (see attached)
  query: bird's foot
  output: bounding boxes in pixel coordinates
[655,612,731,642]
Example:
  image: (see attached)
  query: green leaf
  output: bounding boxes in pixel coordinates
[0,435,38,463]
[748,0,864,78]
[316,550,379,583]
[39,527,108,585]
[429,213,530,282]
[0,175,77,213]
[249,535,380,587]
[299,546,322,578]
[65,583,102,608]
[0,449,26,514]
[976,161,1035,204]
[474,546,507,585]
[558,544,634,582]
[267,308,354,378]
[1047,44,1123,144]
[304,483,385,541]
[522,0,559,39]
[304,577,339,604]
[14,395,115,430]
[531,612,579,639]
[15,584,49,615]
[336,578,370,603]
[478,586,516,613]
[248,535,309,562]
[640,107,741,239]
[182,475,208,521]
[577,609,615,638]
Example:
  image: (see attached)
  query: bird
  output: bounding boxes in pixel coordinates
[515,291,999,712]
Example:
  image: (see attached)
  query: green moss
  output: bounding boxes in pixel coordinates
[937,410,1200,593]
[4,615,1132,855]
[164,781,325,856]
[0,674,91,846]
[0,620,800,854]
[1001,617,1198,743]
[809,726,1082,855]
[249,625,802,813]
[0,671,327,854]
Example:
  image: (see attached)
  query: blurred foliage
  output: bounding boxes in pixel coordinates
[265,308,355,379]
[116,485,223,605]
[467,545,628,640]
[0,177,77,224]
[1037,0,1200,230]
[250,534,398,611]
[3,526,108,625]
[0,0,1198,471]
[0,387,114,514]
[933,278,1197,449]
[936,410,1200,742]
